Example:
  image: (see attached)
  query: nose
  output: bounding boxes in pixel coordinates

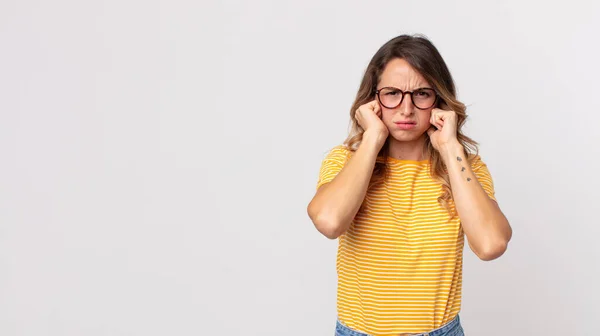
[398,92,415,116]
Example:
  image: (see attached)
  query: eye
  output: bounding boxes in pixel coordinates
[415,90,431,97]
[384,89,400,96]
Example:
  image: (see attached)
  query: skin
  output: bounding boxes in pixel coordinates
[357,58,513,260]
[309,58,512,260]
[378,58,435,161]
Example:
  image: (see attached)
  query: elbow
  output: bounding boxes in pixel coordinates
[318,222,344,239]
[475,239,509,261]
[307,203,345,239]
[473,218,512,261]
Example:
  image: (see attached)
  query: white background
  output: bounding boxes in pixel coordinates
[1,0,598,335]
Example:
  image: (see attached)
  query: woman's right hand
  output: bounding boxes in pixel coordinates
[355,100,389,148]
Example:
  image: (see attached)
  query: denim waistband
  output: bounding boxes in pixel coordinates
[335,314,463,336]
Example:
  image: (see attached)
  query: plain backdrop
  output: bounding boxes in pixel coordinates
[1,0,599,335]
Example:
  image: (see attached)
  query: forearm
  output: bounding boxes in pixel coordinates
[308,133,381,239]
[441,143,512,260]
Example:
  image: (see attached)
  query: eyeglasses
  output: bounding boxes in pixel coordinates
[375,87,438,110]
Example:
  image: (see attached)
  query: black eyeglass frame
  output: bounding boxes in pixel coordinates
[374,87,439,110]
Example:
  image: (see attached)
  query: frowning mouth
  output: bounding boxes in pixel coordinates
[394,121,416,130]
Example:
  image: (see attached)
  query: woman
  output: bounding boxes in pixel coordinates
[307,34,512,336]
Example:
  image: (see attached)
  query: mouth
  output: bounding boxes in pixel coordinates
[394,121,417,130]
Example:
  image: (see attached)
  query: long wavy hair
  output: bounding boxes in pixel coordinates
[344,34,478,214]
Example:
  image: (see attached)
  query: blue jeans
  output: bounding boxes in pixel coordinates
[335,314,464,336]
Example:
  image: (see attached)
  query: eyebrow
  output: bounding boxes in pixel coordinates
[376,86,434,91]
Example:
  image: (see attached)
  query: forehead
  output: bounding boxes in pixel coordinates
[378,58,429,89]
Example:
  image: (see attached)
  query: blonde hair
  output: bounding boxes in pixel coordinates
[344,34,478,214]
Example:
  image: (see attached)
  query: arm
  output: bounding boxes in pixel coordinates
[441,143,512,261]
[428,108,512,261]
[307,133,381,239]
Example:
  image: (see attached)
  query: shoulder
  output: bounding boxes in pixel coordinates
[468,153,495,181]
[323,144,352,162]
[468,153,488,169]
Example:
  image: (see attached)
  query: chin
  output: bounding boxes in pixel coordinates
[389,130,425,142]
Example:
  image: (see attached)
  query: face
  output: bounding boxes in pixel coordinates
[376,58,436,143]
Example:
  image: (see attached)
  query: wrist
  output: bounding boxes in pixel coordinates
[440,141,465,163]
[362,130,387,149]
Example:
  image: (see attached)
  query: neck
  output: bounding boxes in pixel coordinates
[387,135,429,161]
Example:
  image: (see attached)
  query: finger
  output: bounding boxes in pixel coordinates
[355,109,363,124]
[436,110,456,121]
[375,106,382,118]
[370,102,381,117]
[430,111,438,127]
[430,115,443,130]
[436,113,445,125]
[369,99,379,109]
[432,110,445,124]
[373,101,381,113]
[427,127,436,137]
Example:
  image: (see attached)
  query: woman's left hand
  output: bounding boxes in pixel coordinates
[426,108,461,154]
